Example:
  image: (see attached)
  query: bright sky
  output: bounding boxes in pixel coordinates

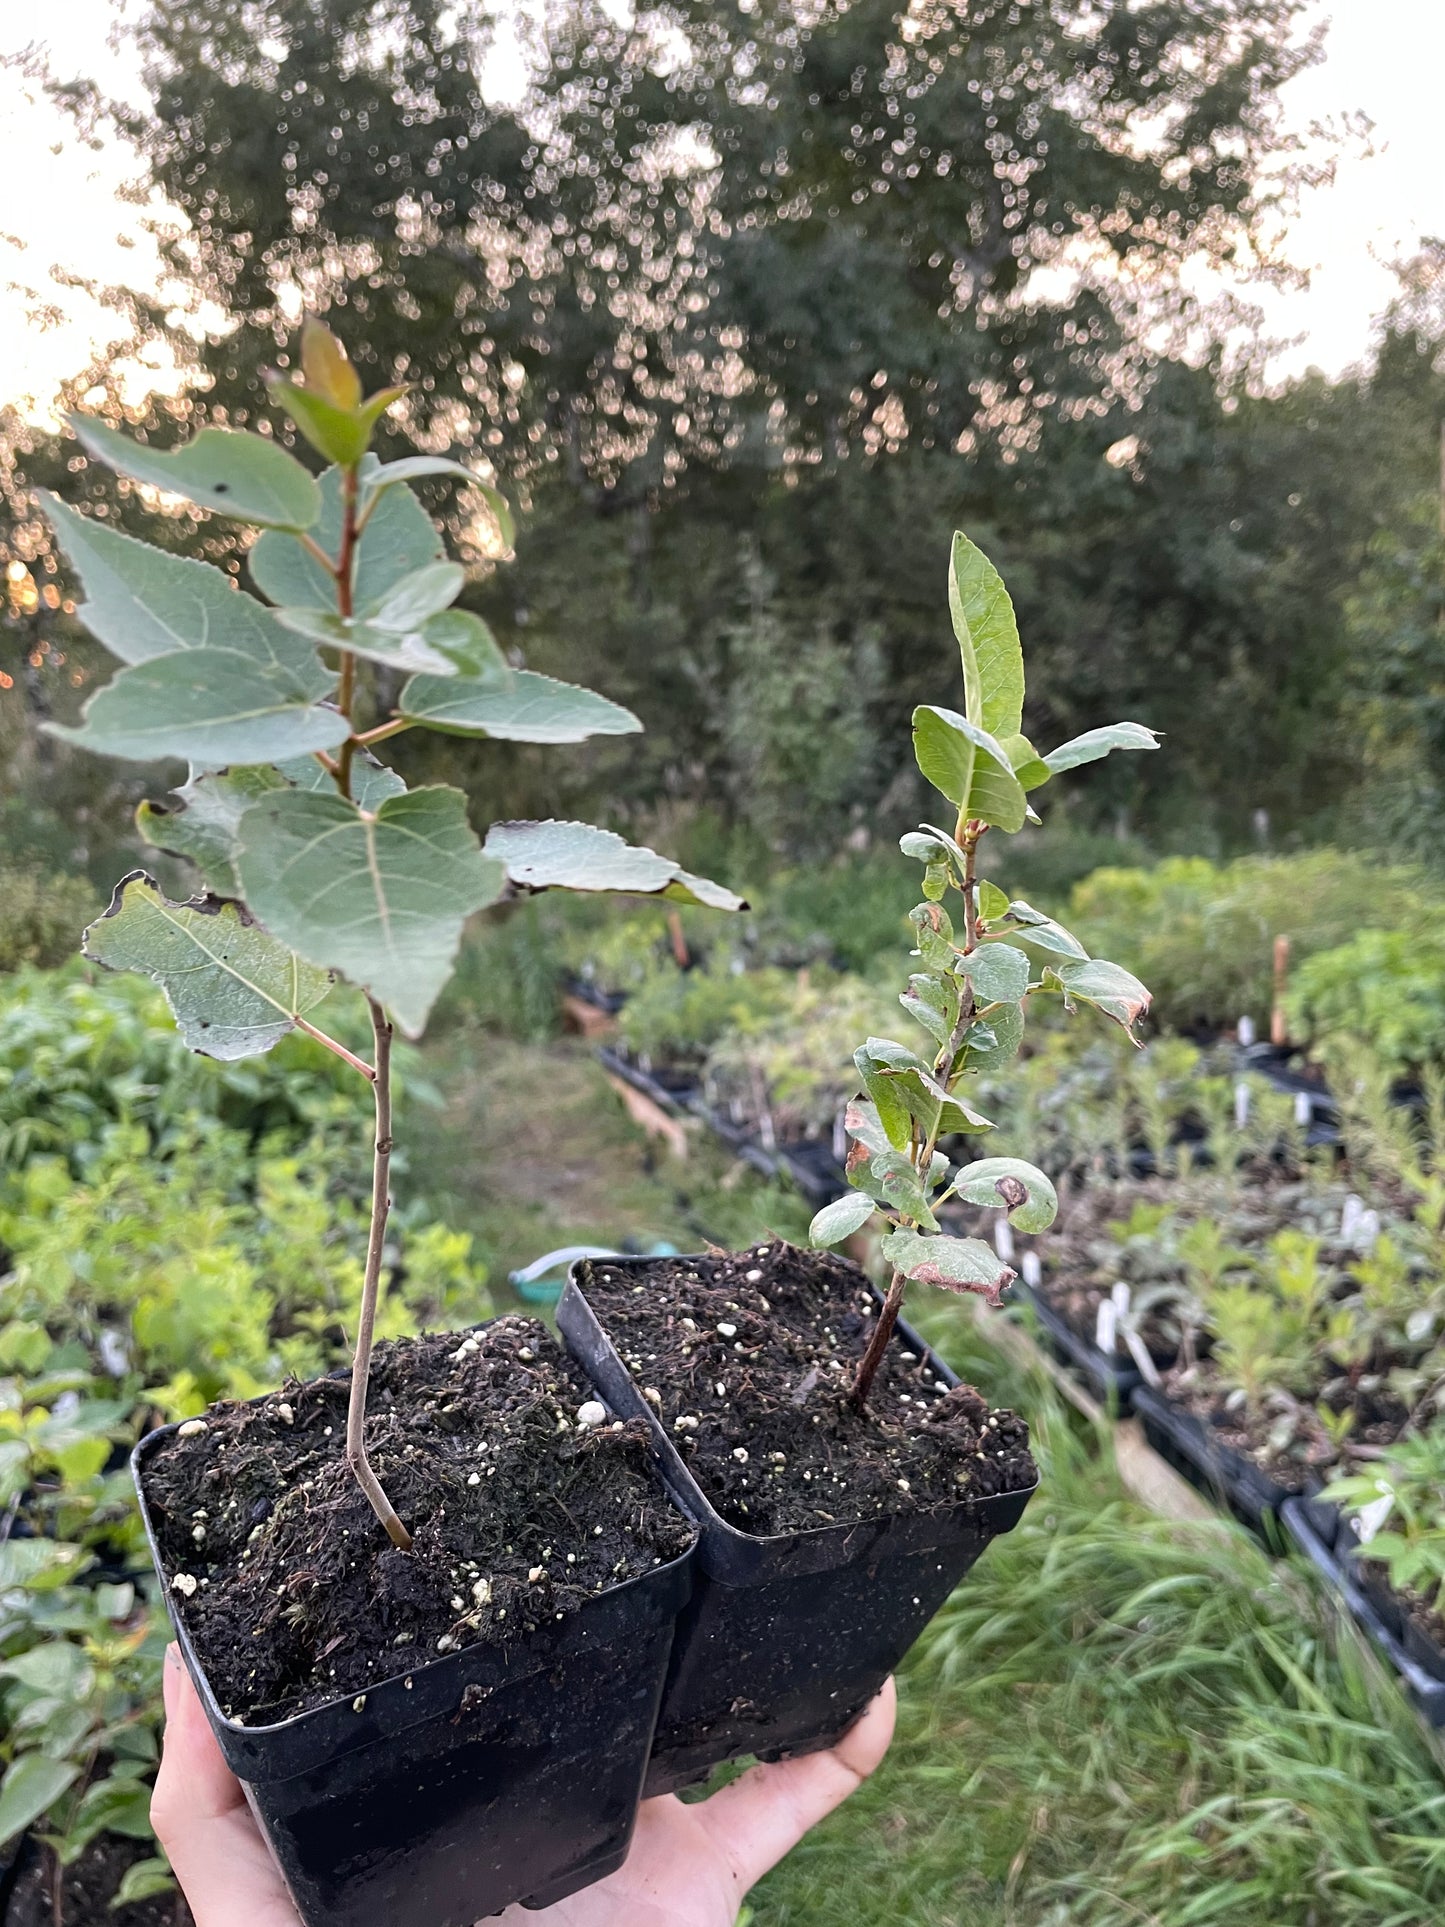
[0,0,1440,419]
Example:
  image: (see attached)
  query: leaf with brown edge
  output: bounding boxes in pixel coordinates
[879,1228,1016,1307]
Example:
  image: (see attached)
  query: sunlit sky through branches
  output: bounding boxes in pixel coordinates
[0,0,1440,421]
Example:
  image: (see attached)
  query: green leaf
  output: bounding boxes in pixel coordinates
[1047,957,1152,1033]
[858,1037,993,1136]
[1042,722,1160,776]
[483,821,745,909]
[843,1098,892,1161]
[83,873,334,1060]
[1003,900,1090,960]
[0,1642,92,1701]
[947,532,1024,739]
[999,731,1052,792]
[112,1859,176,1908]
[273,605,462,676]
[879,1228,1016,1306]
[15,1699,94,1762]
[0,1540,86,1591]
[236,786,504,1037]
[899,831,951,864]
[861,1151,940,1228]
[0,1754,80,1848]
[418,610,509,676]
[362,457,516,548]
[52,649,349,768]
[138,766,288,896]
[961,943,1030,1006]
[400,669,641,743]
[952,1157,1058,1232]
[976,879,1010,923]
[361,561,465,628]
[41,496,331,695]
[852,1046,913,1151]
[899,972,957,1047]
[64,1777,155,1859]
[912,707,1026,831]
[268,377,371,467]
[250,459,443,608]
[959,1002,1025,1071]
[808,1194,877,1247]
[274,752,406,809]
[909,900,956,972]
[67,416,320,530]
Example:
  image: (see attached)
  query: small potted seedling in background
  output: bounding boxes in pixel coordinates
[41,318,744,1927]
[560,531,1157,1794]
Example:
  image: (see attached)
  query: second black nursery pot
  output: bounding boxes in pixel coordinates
[558,1257,1037,1797]
[132,1414,694,1927]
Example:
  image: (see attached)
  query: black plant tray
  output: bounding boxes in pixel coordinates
[1012,1279,1140,1410]
[1281,1498,1445,1727]
[559,1257,1036,1798]
[597,1046,701,1116]
[1131,1385,1301,1533]
[132,1357,697,1927]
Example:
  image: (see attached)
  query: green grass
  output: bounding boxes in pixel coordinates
[417,1030,1445,1925]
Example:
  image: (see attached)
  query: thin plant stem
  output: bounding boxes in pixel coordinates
[335,461,361,799]
[345,996,412,1551]
[354,717,412,748]
[293,1016,377,1083]
[852,1270,907,1409]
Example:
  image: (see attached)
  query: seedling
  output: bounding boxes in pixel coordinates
[808,532,1157,1405]
[41,319,742,1546]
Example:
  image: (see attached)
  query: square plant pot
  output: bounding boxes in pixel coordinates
[131,1324,697,1927]
[558,1250,1036,1797]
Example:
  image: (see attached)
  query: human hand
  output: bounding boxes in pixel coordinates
[152,1644,896,1927]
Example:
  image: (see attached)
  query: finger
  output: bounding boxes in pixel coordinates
[693,1677,898,1896]
[151,1647,299,1927]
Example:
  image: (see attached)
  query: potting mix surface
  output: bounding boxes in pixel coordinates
[142,1321,694,1724]
[581,1242,1035,1534]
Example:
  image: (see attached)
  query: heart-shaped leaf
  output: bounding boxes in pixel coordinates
[401,669,641,743]
[236,785,504,1036]
[137,766,288,895]
[42,495,330,694]
[67,417,321,530]
[82,872,333,1060]
[52,648,349,768]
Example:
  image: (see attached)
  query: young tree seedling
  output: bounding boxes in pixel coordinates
[808,532,1157,1406]
[42,319,743,1546]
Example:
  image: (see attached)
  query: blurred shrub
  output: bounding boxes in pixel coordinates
[0,865,98,972]
[1288,928,1445,1073]
[1069,851,1434,1032]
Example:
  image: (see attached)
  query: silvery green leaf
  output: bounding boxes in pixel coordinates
[67,416,321,529]
[951,1157,1058,1232]
[1003,900,1090,960]
[249,458,442,607]
[236,785,505,1036]
[41,495,330,696]
[81,872,333,1060]
[273,751,406,808]
[961,943,1030,1006]
[484,820,745,909]
[362,457,515,547]
[879,1227,1016,1306]
[137,766,288,895]
[400,669,641,743]
[947,532,1024,739]
[808,1194,877,1248]
[1046,957,1152,1033]
[51,649,350,767]
[361,560,465,628]
[1042,722,1160,775]
[912,706,1027,831]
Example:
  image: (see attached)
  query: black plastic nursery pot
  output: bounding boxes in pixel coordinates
[131,1397,695,1927]
[1281,1497,1445,1728]
[558,1256,1037,1798]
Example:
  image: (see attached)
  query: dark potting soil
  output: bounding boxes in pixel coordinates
[579,1243,1035,1535]
[7,1836,191,1927]
[141,1321,694,1726]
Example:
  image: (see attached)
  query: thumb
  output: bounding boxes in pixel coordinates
[151,1646,300,1927]
[692,1677,898,1897]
